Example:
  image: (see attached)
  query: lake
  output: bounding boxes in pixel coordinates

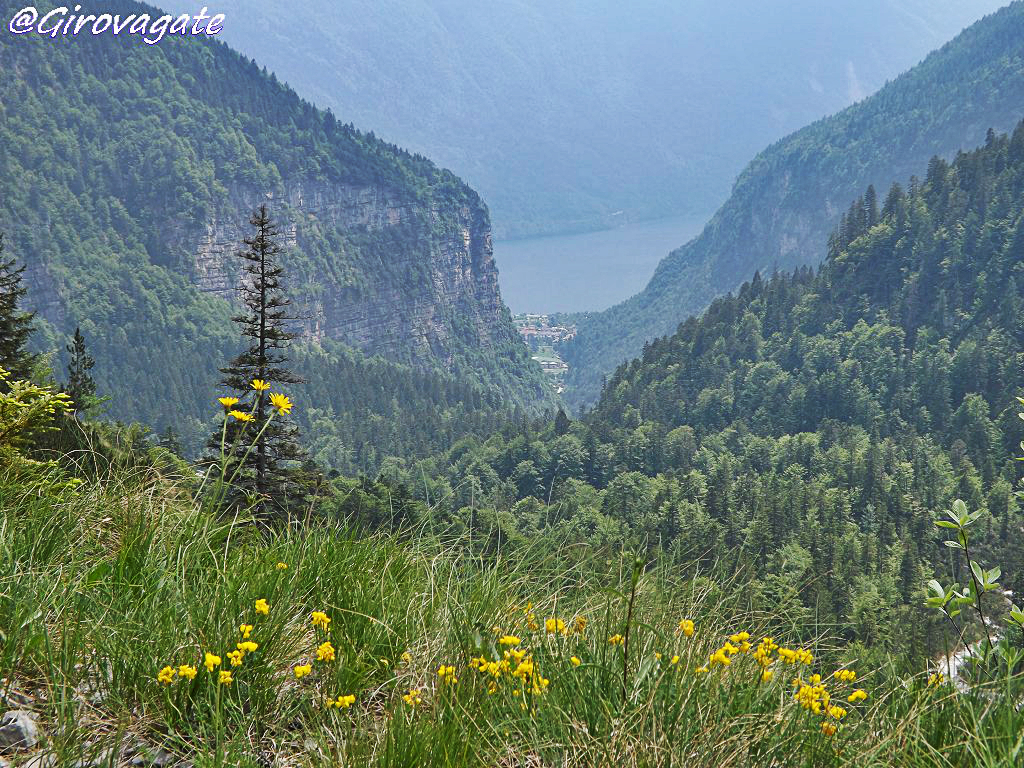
[494,214,710,314]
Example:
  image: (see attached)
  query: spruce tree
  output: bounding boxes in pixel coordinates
[0,233,37,383]
[213,205,304,515]
[65,327,96,416]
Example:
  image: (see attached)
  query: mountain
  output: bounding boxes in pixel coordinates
[161,0,1003,238]
[411,123,1024,661]
[561,0,1024,409]
[0,0,553,465]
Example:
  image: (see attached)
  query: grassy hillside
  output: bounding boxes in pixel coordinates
[1,454,1021,766]
[562,0,1024,409]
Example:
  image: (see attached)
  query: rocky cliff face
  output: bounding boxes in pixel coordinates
[184,178,509,370]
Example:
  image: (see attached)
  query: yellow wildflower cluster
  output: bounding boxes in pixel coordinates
[778,647,814,665]
[544,617,567,635]
[469,644,550,699]
[403,688,423,706]
[437,665,458,686]
[608,634,624,646]
[326,694,356,709]
[316,641,336,662]
[311,611,331,631]
[157,607,268,688]
[678,618,695,637]
[790,667,868,737]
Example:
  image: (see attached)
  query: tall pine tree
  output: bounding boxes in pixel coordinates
[0,233,37,384]
[65,327,96,416]
[213,206,305,515]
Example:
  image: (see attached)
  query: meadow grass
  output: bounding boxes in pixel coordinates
[0,462,1022,767]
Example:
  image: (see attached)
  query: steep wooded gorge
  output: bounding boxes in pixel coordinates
[0,0,553,466]
[562,0,1024,409]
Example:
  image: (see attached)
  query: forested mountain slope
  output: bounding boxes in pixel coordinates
[407,124,1024,664]
[0,0,553,462]
[162,0,1002,238]
[562,0,1024,408]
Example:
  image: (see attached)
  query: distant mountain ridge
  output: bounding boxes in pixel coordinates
[162,0,1004,238]
[0,0,553,459]
[562,0,1024,409]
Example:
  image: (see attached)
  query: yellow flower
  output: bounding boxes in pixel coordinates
[834,669,857,683]
[237,641,259,654]
[695,666,708,674]
[311,611,331,630]
[275,562,288,570]
[828,705,847,720]
[928,672,944,687]
[254,598,269,615]
[239,624,253,639]
[251,379,271,392]
[545,617,567,635]
[157,666,175,685]
[269,392,293,414]
[570,656,582,667]
[218,670,233,685]
[574,616,588,634]
[821,722,837,737]
[217,396,239,410]
[204,652,221,673]
[437,665,458,685]
[670,655,680,666]
[499,635,521,646]
[848,689,868,702]
[608,634,624,646]
[177,665,197,680]
[316,641,336,662]
[401,651,412,664]
[762,669,775,682]
[227,650,244,667]
[678,619,695,637]
[334,694,356,709]
[403,688,422,706]
[294,664,312,679]
[229,410,253,422]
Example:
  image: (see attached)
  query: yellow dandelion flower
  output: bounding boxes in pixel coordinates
[269,392,293,414]
[217,396,239,410]
[239,624,253,639]
[177,664,197,680]
[311,611,331,630]
[251,379,270,392]
[294,664,312,679]
[316,641,336,662]
[204,652,221,673]
[218,670,233,685]
[157,666,175,685]
[254,598,269,615]
[570,656,582,667]
[229,410,253,422]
